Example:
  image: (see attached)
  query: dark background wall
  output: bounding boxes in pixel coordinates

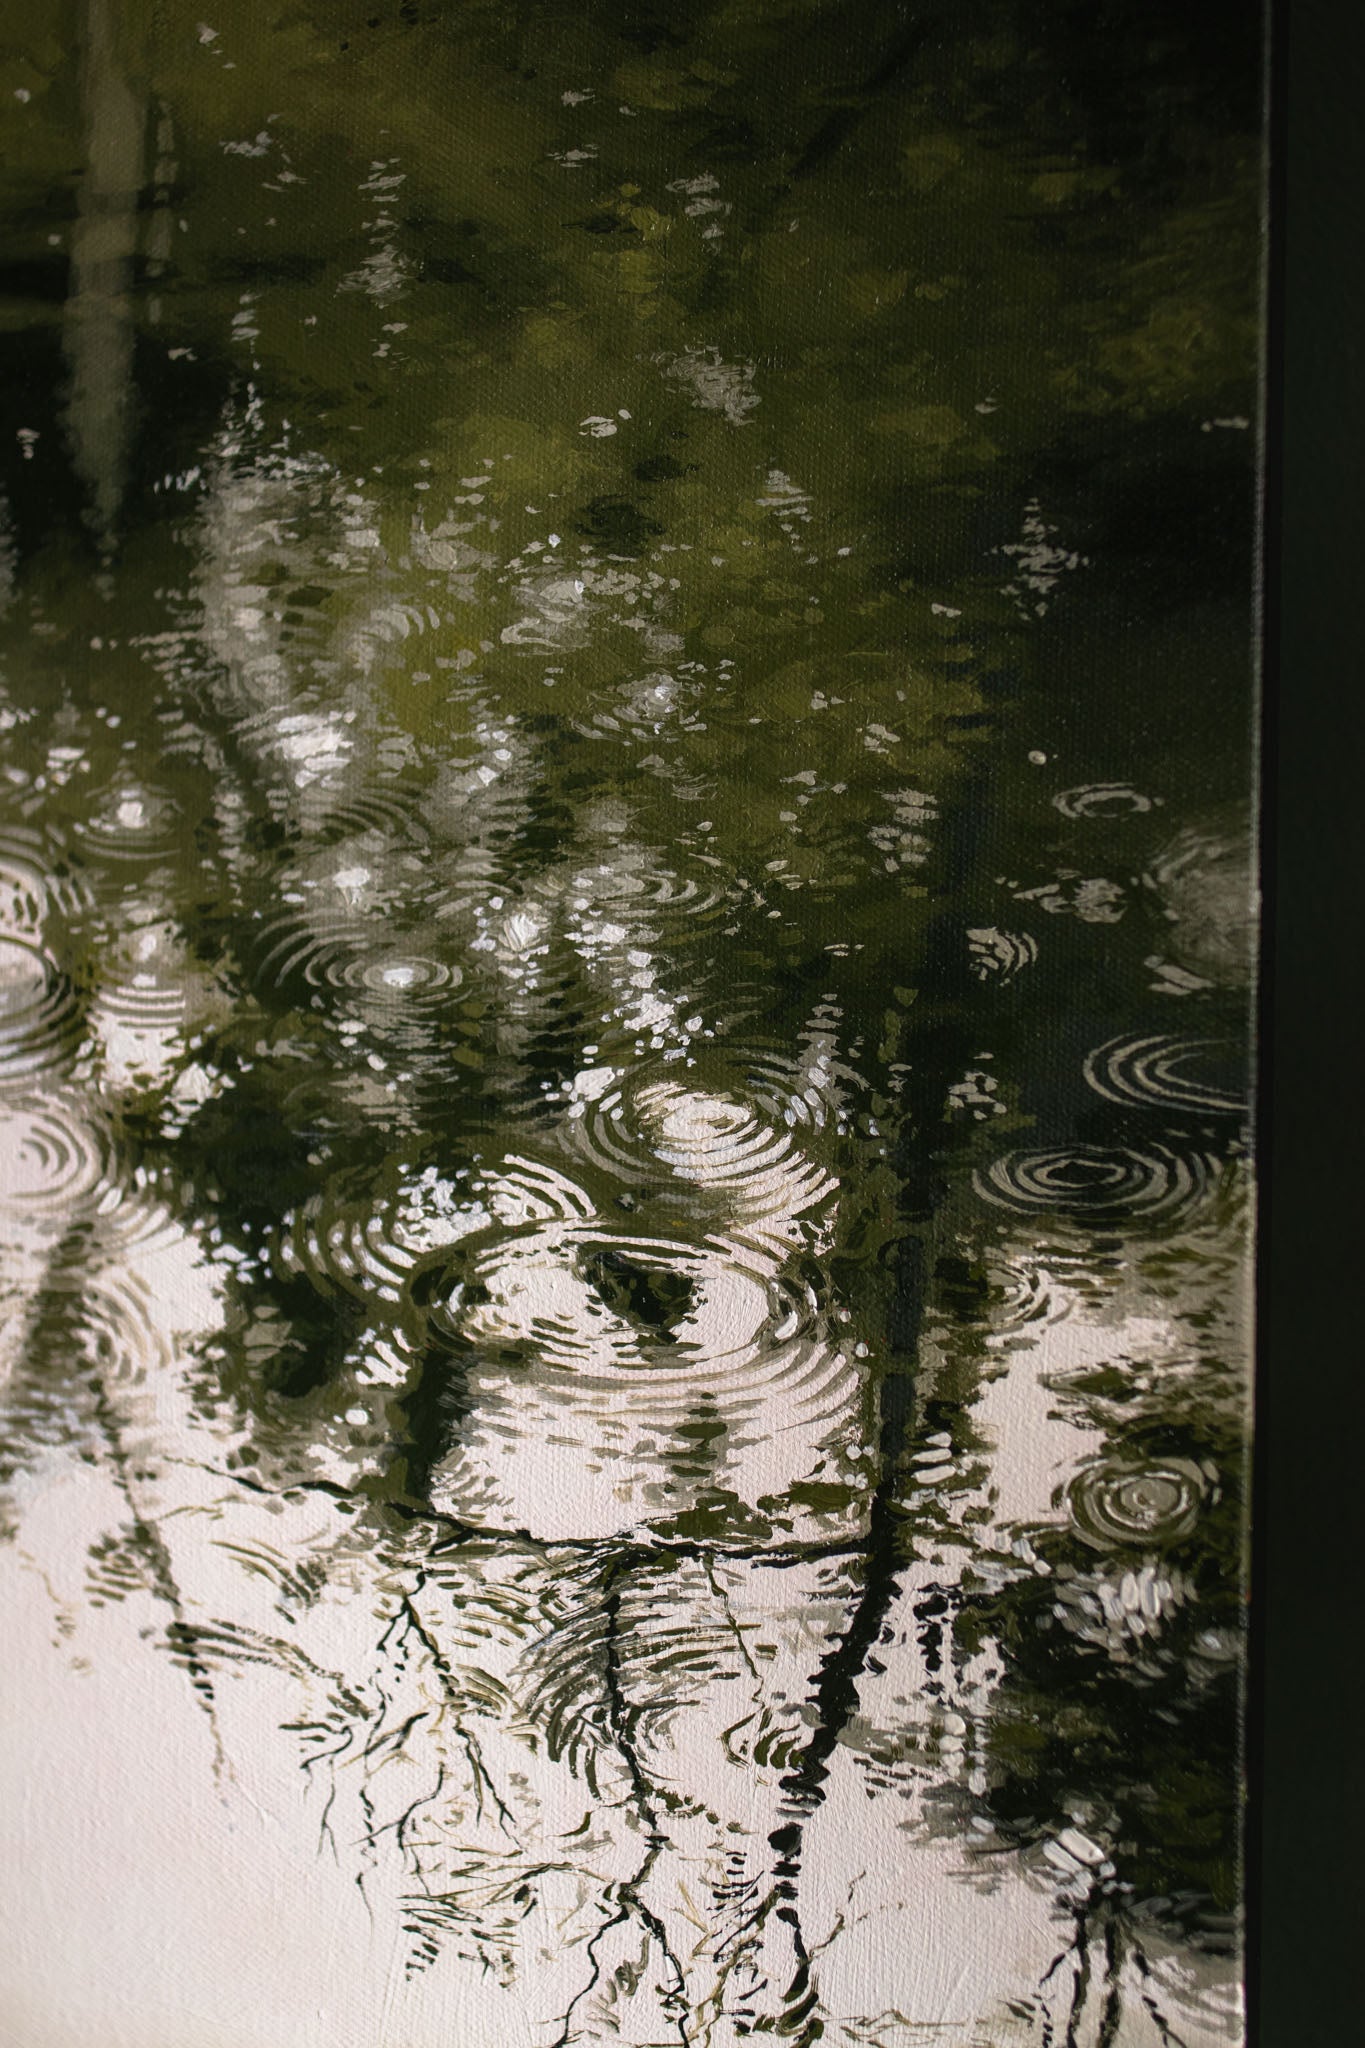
[1261,0,1365,2039]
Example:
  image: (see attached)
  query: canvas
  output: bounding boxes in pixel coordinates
[0,5,1264,2045]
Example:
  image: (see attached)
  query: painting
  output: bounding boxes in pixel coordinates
[0,4,1263,2044]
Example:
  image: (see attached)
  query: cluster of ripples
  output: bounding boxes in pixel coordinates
[269,1067,862,1547]
[407,1084,867,1545]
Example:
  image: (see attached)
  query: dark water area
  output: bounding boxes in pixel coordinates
[0,4,1260,2043]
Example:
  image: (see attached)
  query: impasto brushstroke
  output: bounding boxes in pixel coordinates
[0,4,1262,2043]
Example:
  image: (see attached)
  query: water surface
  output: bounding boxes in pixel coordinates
[0,5,1259,2043]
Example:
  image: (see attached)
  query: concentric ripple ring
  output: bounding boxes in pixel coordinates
[1082,1034,1245,1117]
[973,1143,1213,1224]
[1068,1457,1209,1550]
